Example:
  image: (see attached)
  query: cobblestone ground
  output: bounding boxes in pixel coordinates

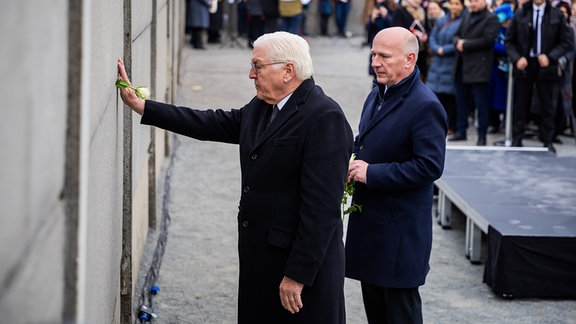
[137,35,576,324]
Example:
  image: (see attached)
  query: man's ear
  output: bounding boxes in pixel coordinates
[406,52,417,67]
[284,62,296,82]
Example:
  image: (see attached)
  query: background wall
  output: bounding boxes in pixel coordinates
[0,0,184,322]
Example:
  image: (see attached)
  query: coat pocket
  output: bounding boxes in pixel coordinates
[268,227,295,250]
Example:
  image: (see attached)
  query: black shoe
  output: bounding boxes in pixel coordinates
[545,143,557,154]
[476,137,487,146]
[448,133,467,141]
[511,139,523,147]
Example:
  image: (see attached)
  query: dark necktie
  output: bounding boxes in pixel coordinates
[531,9,540,56]
[267,105,279,127]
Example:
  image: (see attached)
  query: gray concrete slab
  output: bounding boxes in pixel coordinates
[138,35,576,323]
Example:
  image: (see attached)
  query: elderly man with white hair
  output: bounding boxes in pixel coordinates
[117,31,353,323]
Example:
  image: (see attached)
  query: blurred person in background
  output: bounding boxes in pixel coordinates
[553,0,576,139]
[505,0,573,152]
[186,0,212,49]
[335,0,353,37]
[427,0,466,135]
[279,0,303,34]
[449,0,499,145]
[487,2,514,134]
[318,0,333,35]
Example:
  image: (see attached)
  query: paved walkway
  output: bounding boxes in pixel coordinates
[137,35,576,323]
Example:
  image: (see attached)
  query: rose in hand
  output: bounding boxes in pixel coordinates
[115,79,150,100]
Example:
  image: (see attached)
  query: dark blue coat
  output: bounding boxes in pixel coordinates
[426,13,463,95]
[142,78,353,323]
[345,69,447,288]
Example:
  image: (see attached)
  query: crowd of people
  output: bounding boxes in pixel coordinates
[186,0,575,152]
[185,0,353,50]
[364,0,575,151]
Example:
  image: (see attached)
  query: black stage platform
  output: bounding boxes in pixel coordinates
[435,147,576,298]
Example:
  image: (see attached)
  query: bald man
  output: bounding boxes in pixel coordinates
[345,27,448,324]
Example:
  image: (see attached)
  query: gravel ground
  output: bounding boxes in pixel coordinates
[135,35,576,324]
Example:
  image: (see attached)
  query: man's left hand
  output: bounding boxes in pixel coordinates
[537,54,550,68]
[279,276,304,314]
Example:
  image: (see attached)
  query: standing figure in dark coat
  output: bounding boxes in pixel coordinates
[117,31,352,324]
[505,0,574,152]
[448,0,499,146]
[186,0,212,49]
[345,27,447,324]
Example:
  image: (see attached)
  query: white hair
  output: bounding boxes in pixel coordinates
[252,31,314,80]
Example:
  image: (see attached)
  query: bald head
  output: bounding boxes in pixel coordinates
[375,27,419,59]
[371,27,419,86]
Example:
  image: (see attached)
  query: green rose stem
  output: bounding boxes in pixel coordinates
[115,79,151,100]
[342,154,362,215]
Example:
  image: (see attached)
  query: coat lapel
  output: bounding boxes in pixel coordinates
[254,79,314,146]
[358,69,420,139]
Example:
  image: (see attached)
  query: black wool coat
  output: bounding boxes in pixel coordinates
[505,1,574,80]
[454,8,500,83]
[141,78,353,323]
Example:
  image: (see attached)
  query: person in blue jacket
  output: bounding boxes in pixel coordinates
[426,0,466,134]
[346,27,447,324]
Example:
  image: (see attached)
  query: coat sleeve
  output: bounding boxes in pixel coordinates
[546,11,575,63]
[365,94,447,191]
[141,99,242,144]
[504,12,523,64]
[283,108,353,286]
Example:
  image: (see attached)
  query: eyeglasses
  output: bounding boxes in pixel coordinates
[249,61,287,73]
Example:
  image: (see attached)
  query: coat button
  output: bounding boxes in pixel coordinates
[251,153,258,160]
[243,186,250,193]
[242,220,249,227]
[359,144,364,151]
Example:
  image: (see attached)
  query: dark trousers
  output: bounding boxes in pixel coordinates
[361,282,423,324]
[320,14,330,35]
[190,27,204,49]
[436,92,457,131]
[455,80,490,138]
[512,58,559,145]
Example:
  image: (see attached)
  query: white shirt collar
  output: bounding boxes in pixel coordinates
[533,3,546,11]
[276,93,293,110]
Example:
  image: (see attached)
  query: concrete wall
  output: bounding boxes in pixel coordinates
[0,0,184,322]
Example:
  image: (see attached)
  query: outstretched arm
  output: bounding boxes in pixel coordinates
[117,57,145,115]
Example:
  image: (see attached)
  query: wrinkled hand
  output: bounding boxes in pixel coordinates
[117,58,145,115]
[279,276,304,314]
[348,159,368,184]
